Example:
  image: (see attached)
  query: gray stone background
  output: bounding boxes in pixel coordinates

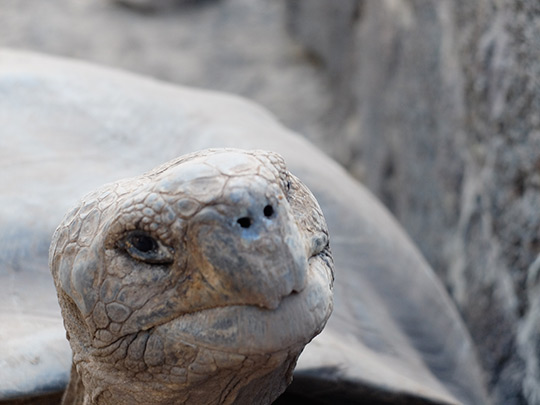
[2,0,539,404]
[286,2,540,405]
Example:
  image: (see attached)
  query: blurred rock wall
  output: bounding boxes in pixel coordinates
[285,1,540,404]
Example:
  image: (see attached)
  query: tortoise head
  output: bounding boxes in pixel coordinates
[49,149,333,404]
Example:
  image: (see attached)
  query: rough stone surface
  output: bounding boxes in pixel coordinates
[286,1,540,404]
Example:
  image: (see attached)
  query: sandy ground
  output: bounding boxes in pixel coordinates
[0,0,330,144]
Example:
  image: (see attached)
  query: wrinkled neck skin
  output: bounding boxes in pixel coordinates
[63,337,302,405]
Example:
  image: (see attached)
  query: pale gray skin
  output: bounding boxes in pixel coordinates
[0,51,490,405]
[49,149,333,404]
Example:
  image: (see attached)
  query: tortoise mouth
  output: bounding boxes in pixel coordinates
[154,261,333,356]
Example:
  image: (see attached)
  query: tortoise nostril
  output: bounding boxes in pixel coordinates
[237,217,252,228]
[263,205,274,218]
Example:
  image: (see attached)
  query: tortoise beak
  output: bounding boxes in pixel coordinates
[187,188,308,310]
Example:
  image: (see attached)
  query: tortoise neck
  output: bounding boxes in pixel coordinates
[62,364,85,405]
[61,349,300,405]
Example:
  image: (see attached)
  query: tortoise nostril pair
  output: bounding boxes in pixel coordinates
[237,205,275,229]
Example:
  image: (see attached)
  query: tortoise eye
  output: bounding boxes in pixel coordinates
[121,231,174,264]
[130,233,156,253]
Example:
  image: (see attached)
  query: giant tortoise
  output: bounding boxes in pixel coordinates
[0,50,490,404]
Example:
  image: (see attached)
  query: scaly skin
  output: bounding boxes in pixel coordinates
[49,149,334,405]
